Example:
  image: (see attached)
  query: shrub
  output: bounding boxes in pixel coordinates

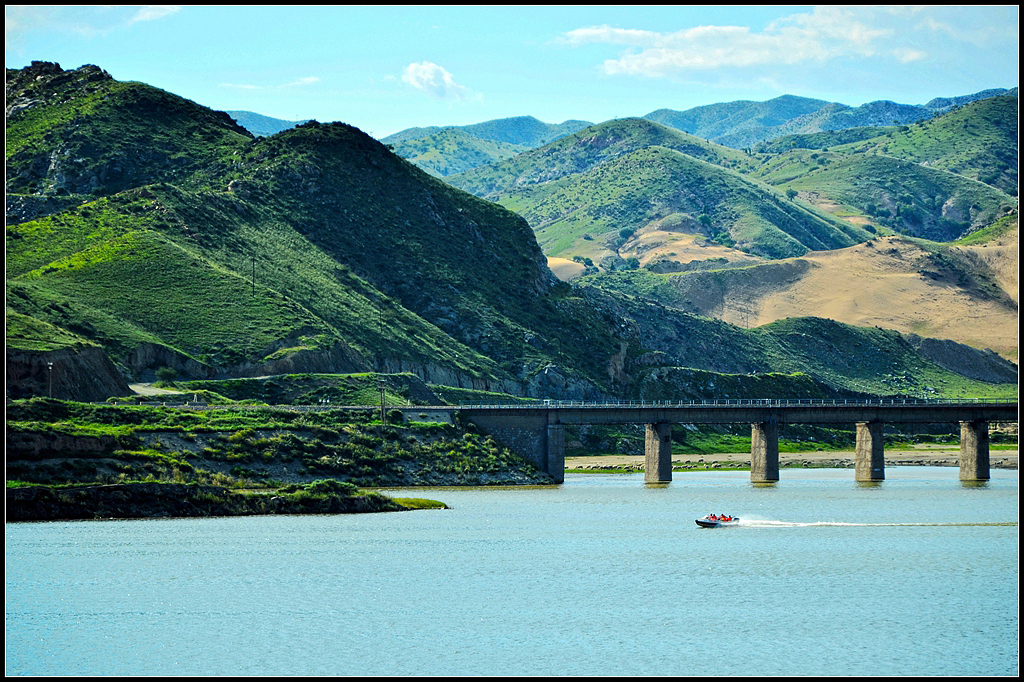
[306,479,358,495]
[155,366,178,382]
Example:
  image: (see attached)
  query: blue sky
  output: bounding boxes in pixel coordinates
[6,5,1019,138]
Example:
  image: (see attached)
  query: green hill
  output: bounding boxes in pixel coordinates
[225,110,311,137]
[382,115,594,177]
[643,94,833,148]
[447,118,756,198]
[752,150,1016,240]
[6,62,252,204]
[382,115,592,147]
[759,95,1018,196]
[643,89,1014,150]
[387,128,530,177]
[447,120,869,261]
[831,96,1019,195]
[521,147,872,259]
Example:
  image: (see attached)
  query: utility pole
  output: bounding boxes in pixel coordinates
[251,256,256,297]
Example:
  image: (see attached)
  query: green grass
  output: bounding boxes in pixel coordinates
[390,497,448,509]
[956,213,1018,245]
[752,150,1015,240]
[828,96,1018,195]
[181,373,436,406]
[390,128,530,177]
[5,398,552,488]
[468,144,871,261]
[5,309,97,352]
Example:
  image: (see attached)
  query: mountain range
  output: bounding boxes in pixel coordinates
[381,89,1016,179]
[5,61,1017,405]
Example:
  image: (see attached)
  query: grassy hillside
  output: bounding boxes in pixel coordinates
[4,64,623,396]
[476,145,871,260]
[643,95,833,148]
[576,232,1019,362]
[383,115,592,147]
[831,96,1018,195]
[643,89,1012,150]
[752,150,1016,240]
[382,115,594,176]
[6,62,251,203]
[759,96,1018,196]
[388,128,529,177]
[5,309,97,353]
[448,118,756,198]
[573,284,1015,398]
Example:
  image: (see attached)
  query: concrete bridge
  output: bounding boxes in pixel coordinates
[456,399,1019,484]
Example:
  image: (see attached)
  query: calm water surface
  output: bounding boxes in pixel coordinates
[6,468,1018,676]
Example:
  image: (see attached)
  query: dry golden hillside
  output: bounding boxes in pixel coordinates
[592,221,1018,363]
[753,235,1017,361]
[547,257,587,281]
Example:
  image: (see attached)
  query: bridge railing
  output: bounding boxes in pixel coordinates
[98,398,1016,412]
[455,398,1018,409]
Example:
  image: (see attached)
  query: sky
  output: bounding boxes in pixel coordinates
[5,5,1020,139]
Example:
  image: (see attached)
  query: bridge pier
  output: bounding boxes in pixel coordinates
[751,421,779,482]
[959,420,990,481]
[855,421,885,481]
[547,424,565,484]
[645,423,672,483]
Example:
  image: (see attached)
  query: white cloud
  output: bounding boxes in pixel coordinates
[219,76,320,91]
[401,61,469,100]
[126,6,182,26]
[284,76,320,87]
[561,6,1017,79]
[5,5,180,42]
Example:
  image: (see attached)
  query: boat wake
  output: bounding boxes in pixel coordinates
[736,519,1016,528]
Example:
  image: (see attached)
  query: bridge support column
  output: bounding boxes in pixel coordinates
[855,421,885,481]
[750,422,779,482]
[546,424,565,484]
[959,420,990,481]
[645,423,673,483]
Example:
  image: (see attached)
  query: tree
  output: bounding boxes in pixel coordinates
[786,188,798,200]
[155,366,178,383]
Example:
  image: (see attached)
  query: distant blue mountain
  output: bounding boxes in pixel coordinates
[226,110,310,137]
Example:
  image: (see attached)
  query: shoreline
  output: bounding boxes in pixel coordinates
[5,482,446,522]
[566,446,1019,472]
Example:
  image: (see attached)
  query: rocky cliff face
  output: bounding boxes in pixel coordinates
[6,345,131,401]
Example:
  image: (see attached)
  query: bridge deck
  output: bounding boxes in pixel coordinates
[456,399,1018,425]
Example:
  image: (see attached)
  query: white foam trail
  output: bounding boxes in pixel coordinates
[735,519,1016,528]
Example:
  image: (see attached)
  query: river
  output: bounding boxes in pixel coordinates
[5,467,1018,676]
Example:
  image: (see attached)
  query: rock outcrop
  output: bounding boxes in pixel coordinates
[6,345,131,401]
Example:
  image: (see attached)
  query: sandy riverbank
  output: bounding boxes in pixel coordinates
[566,445,1018,471]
